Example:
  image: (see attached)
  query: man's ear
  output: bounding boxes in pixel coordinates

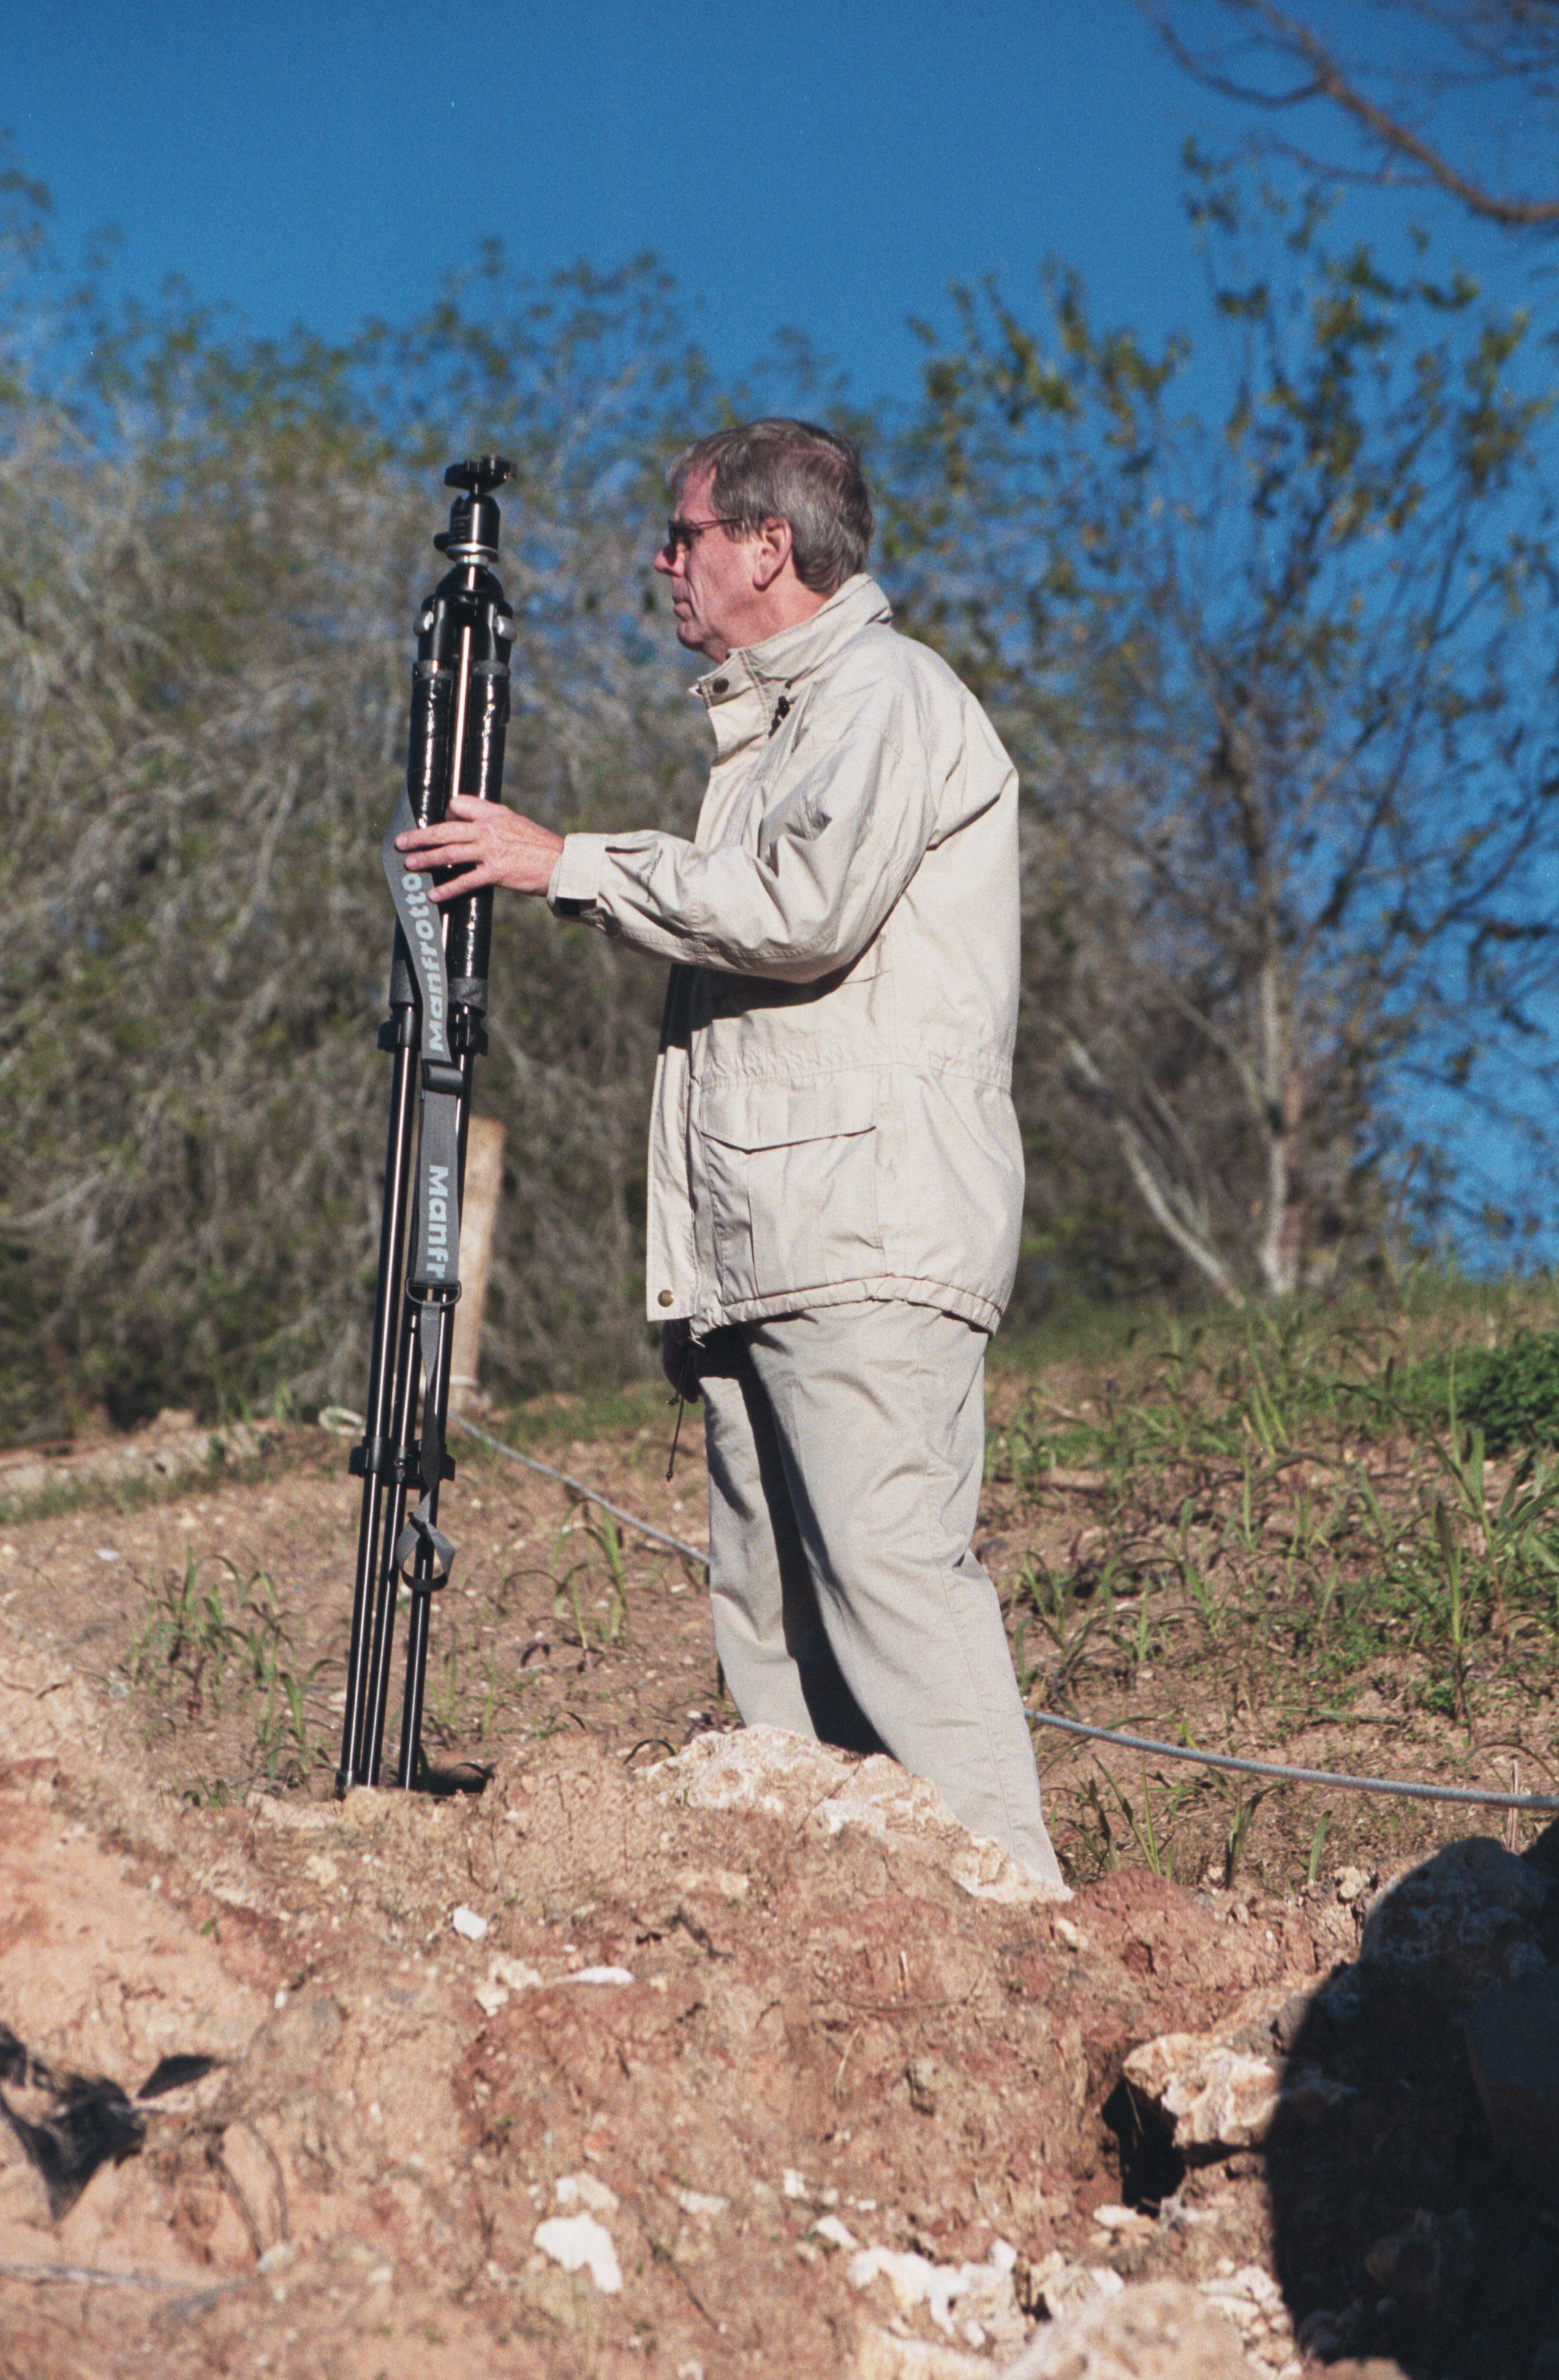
[749,514,794,592]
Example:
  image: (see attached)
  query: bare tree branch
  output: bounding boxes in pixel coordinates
[1144,0,1559,225]
[1063,1034,1247,1307]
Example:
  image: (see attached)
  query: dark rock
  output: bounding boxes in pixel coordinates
[1362,2207,1475,2313]
[1361,1837,1549,2008]
[1465,1983,1559,2167]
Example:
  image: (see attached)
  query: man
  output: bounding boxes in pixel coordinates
[396,418,1065,1890]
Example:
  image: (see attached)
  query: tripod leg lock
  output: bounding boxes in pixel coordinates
[349,1436,454,1485]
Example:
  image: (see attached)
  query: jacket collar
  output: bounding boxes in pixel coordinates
[692,575,892,755]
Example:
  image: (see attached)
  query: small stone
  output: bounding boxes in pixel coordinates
[907,2056,938,2115]
[555,2172,619,2216]
[1270,1991,1312,2055]
[474,1954,543,2015]
[1296,2308,1346,2357]
[451,1905,488,1941]
[676,2188,728,2219]
[812,2213,858,2252]
[533,2211,622,2294]
[1362,2209,1473,2312]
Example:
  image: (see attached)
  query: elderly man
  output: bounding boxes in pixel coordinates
[397,418,1064,1889]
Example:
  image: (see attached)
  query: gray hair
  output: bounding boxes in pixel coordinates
[668,418,873,596]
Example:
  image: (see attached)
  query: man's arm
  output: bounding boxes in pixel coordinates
[543,676,958,982]
[396,668,997,985]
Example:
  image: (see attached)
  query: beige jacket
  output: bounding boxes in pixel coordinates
[546,574,1024,1334]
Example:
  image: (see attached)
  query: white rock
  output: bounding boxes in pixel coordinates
[1030,2256,1128,2324]
[658,1727,1069,1902]
[1198,2262,1286,2332]
[676,2188,728,2219]
[563,1965,633,1987]
[849,2245,1023,2342]
[999,2277,1253,2379]
[474,1954,544,2015]
[451,1905,488,1941]
[1122,1985,1355,2154]
[533,2212,622,2294]
[556,2172,619,2216]
[813,2213,860,2252]
[1123,2036,1283,2150]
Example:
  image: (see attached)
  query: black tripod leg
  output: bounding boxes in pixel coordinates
[395,1075,472,1788]
[363,1287,421,1785]
[398,1572,434,1789]
[339,1015,418,1792]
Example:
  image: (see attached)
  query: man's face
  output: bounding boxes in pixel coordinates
[654,469,755,664]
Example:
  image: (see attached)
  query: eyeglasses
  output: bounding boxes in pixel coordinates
[663,513,742,560]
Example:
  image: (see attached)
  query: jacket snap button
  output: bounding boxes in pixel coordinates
[710,678,728,693]
[657,1289,674,1308]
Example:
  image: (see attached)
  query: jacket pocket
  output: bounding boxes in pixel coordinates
[700,1077,884,1304]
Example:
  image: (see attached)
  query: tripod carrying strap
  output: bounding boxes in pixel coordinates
[381,787,461,1588]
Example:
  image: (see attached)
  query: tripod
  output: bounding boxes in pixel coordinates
[337,456,515,1793]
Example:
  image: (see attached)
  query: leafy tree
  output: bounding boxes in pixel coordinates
[891,168,1558,1303]
[0,182,716,1436]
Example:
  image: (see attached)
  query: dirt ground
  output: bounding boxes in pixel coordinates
[0,1404,1551,2378]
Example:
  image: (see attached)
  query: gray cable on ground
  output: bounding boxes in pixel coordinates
[1030,1709,1559,1812]
[451,1415,709,1570]
[453,1418,1557,1814]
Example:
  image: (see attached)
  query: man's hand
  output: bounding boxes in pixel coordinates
[396,794,565,900]
[661,1321,700,1401]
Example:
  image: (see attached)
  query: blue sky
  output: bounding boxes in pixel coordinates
[6,0,1552,1257]
[4,0,1530,412]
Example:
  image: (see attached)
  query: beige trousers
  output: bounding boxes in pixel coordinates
[696,1301,1064,1888]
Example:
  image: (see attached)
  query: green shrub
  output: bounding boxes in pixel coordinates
[1408,1330,1559,1455]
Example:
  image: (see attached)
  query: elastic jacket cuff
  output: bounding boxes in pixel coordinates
[548,833,607,915]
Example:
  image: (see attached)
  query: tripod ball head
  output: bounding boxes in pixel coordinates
[435,455,514,560]
[445,456,513,500]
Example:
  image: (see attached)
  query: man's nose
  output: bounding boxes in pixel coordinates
[653,543,676,577]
